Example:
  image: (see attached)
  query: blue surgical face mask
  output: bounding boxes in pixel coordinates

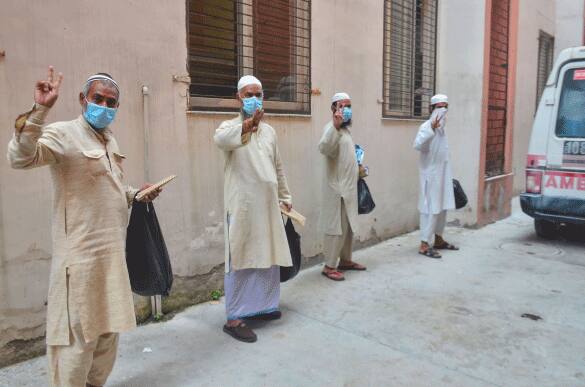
[242,96,263,116]
[83,99,117,130]
[342,106,352,122]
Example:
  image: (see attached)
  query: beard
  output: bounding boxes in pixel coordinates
[341,119,352,128]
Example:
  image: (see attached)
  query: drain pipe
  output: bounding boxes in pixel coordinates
[141,85,163,318]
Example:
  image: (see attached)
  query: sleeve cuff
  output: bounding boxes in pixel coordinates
[241,129,252,145]
[28,103,50,125]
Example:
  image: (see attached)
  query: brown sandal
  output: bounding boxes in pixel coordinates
[223,322,257,343]
[321,270,345,281]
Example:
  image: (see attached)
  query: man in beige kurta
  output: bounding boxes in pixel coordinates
[7,67,159,387]
[214,75,292,343]
[319,92,367,281]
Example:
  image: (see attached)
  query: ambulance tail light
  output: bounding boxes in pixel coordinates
[525,170,543,194]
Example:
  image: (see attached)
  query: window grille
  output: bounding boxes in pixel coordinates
[187,0,311,113]
[535,30,554,109]
[383,0,437,118]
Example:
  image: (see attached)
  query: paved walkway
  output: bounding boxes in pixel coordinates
[2,202,585,386]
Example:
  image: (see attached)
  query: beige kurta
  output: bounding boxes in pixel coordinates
[214,115,292,272]
[319,122,359,236]
[7,104,138,346]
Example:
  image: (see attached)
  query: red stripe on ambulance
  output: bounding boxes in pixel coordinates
[544,171,585,190]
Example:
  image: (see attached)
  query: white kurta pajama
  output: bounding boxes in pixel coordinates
[7,104,138,387]
[413,110,455,244]
[214,115,292,320]
[319,122,359,268]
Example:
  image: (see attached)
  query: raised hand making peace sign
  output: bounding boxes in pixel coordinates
[34,66,63,108]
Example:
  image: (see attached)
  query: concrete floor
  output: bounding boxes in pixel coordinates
[1,202,585,387]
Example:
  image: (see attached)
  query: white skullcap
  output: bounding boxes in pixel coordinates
[237,75,262,91]
[85,74,120,93]
[430,94,448,105]
[331,92,351,103]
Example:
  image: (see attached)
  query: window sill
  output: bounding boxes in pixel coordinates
[381,117,427,123]
[187,110,312,118]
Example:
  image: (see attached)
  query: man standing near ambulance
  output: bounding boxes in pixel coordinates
[413,94,459,259]
[7,66,160,387]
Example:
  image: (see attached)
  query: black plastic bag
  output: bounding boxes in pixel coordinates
[280,218,302,283]
[358,178,376,214]
[453,179,468,209]
[126,201,173,296]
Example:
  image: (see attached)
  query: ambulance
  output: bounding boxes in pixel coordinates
[521,46,585,238]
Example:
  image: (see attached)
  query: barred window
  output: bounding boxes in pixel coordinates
[383,0,437,118]
[187,0,311,114]
[535,30,554,109]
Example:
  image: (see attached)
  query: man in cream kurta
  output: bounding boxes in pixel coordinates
[7,68,160,387]
[413,94,458,259]
[319,92,366,282]
[214,75,292,343]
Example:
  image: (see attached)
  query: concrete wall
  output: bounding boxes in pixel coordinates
[436,0,487,226]
[555,0,585,58]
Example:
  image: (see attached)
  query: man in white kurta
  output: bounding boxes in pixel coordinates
[319,92,366,282]
[214,76,292,343]
[413,94,459,259]
[7,68,160,387]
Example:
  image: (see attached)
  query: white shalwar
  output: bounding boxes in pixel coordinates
[413,109,455,244]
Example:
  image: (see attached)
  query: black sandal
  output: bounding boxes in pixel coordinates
[223,322,257,343]
[419,248,442,259]
[434,242,459,250]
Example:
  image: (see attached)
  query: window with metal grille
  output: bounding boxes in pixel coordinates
[383,0,437,118]
[187,0,311,114]
[535,30,554,109]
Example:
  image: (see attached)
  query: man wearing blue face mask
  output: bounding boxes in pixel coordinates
[413,94,458,259]
[7,66,160,387]
[319,92,367,282]
[214,75,294,343]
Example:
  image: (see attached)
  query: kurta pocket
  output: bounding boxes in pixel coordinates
[81,149,108,177]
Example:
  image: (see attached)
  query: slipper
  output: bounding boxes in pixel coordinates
[321,270,345,281]
[434,242,459,250]
[419,248,442,259]
[337,262,367,271]
[223,322,257,343]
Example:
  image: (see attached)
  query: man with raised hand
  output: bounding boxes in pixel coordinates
[319,92,367,282]
[214,75,293,343]
[7,66,160,386]
[413,94,459,259]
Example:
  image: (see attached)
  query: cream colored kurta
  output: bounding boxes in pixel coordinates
[319,122,359,236]
[214,115,292,272]
[7,104,138,346]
